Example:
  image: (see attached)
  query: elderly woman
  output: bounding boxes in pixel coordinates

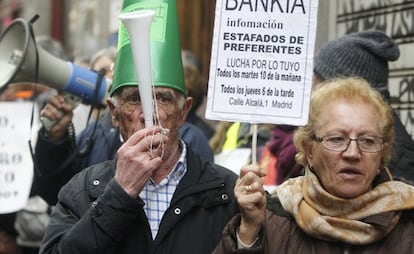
[213,77,414,253]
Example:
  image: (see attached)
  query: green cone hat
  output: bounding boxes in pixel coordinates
[111,0,185,96]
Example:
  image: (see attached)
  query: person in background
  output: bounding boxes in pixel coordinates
[71,46,117,134]
[178,49,214,162]
[213,77,414,253]
[210,121,272,171]
[181,49,215,139]
[179,119,214,162]
[266,124,303,185]
[265,29,414,185]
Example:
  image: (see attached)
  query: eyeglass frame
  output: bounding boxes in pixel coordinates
[312,134,384,153]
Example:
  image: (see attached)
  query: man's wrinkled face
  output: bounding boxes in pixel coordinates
[108,86,190,143]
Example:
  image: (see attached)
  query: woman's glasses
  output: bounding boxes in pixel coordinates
[313,134,384,153]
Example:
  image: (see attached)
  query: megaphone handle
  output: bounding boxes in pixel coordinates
[41,93,81,131]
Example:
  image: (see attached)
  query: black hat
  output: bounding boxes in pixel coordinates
[314,30,400,92]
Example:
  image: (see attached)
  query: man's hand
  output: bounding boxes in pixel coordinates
[114,127,167,197]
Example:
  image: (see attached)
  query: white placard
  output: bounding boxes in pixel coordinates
[206,0,319,126]
[0,102,38,214]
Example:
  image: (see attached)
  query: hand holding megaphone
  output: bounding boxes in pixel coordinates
[39,91,79,139]
[40,91,81,132]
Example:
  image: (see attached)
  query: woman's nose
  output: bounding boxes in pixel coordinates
[342,139,362,158]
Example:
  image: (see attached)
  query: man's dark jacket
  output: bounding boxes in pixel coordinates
[39,148,238,254]
[33,111,214,204]
[33,120,122,204]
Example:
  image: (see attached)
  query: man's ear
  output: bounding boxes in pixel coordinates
[111,114,120,128]
[180,97,193,121]
[106,98,115,111]
[106,98,118,123]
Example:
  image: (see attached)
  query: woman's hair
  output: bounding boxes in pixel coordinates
[293,77,394,168]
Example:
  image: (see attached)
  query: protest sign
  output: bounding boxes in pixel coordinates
[0,102,38,214]
[206,0,319,126]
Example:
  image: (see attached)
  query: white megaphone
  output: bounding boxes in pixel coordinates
[118,10,155,127]
[0,18,109,107]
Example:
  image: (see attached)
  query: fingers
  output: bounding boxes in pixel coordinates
[237,183,266,231]
[235,168,266,209]
[117,126,168,162]
[237,164,265,194]
[41,97,61,120]
[240,164,266,178]
[236,180,265,210]
[124,126,169,154]
[115,127,171,197]
[115,129,165,197]
[41,94,75,120]
[40,94,75,139]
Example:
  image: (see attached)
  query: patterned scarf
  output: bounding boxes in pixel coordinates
[273,168,414,245]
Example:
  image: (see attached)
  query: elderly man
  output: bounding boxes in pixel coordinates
[39,63,238,254]
[39,1,238,253]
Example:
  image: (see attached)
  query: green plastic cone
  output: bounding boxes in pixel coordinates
[111,0,185,96]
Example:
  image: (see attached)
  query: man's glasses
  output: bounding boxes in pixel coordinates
[313,134,384,153]
[116,88,182,114]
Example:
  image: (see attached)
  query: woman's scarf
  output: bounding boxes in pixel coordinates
[273,168,414,245]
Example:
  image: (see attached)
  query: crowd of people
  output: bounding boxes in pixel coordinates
[1,4,414,254]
